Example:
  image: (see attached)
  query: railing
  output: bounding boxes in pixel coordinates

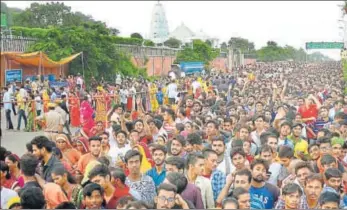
[114,44,181,57]
[115,44,228,58]
[0,35,37,52]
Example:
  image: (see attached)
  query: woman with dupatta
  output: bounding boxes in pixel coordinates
[69,91,80,127]
[25,94,37,132]
[149,83,159,112]
[94,86,108,125]
[162,84,169,105]
[43,183,69,209]
[80,96,95,138]
[42,89,50,113]
[55,134,81,173]
[73,137,90,156]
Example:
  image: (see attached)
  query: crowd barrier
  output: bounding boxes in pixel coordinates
[1,90,191,131]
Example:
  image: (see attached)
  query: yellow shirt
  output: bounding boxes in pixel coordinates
[16,93,25,110]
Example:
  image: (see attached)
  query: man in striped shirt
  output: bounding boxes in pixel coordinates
[312,106,331,135]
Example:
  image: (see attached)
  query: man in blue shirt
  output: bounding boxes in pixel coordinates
[146,144,167,187]
[249,159,280,209]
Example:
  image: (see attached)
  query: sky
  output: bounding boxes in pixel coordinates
[3,1,346,60]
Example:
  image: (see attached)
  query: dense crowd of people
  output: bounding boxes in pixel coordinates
[1,61,347,209]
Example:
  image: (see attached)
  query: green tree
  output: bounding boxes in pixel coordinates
[12,23,145,80]
[11,2,100,28]
[175,39,219,66]
[228,37,255,52]
[164,38,181,48]
[220,42,228,51]
[130,32,143,39]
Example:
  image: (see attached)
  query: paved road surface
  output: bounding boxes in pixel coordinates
[1,109,77,156]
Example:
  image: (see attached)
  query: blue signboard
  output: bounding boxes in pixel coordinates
[49,81,69,89]
[5,69,22,84]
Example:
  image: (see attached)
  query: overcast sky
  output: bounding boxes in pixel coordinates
[3,1,345,60]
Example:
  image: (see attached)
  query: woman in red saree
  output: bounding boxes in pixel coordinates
[69,92,80,127]
[73,137,90,156]
[80,96,95,138]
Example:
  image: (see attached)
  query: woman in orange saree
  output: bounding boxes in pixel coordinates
[94,86,107,125]
[55,134,81,173]
[42,89,49,113]
[69,92,80,127]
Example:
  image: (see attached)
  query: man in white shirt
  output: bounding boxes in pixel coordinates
[1,186,18,209]
[119,87,129,111]
[3,87,14,130]
[260,145,281,186]
[166,81,178,105]
[108,130,131,165]
[34,91,42,116]
[191,79,201,95]
[76,74,84,88]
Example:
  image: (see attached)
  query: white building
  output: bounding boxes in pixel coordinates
[169,22,219,48]
[148,2,170,44]
[148,2,219,48]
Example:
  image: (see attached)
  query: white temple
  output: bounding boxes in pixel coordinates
[169,23,219,48]
[148,2,219,48]
[148,1,170,44]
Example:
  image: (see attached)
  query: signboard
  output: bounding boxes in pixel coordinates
[305,42,344,50]
[1,13,7,27]
[5,69,22,84]
[49,81,69,89]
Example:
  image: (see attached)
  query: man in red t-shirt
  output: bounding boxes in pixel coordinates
[298,95,321,140]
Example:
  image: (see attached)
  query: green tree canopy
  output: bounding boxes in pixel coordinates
[164,38,181,48]
[130,32,143,40]
[12,23,147,80]
[228,37,255,52]
[175,39,219,66]
[9,2,105,29]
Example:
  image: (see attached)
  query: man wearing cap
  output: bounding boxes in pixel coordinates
[55,99,71,135]
[36,102,64,141]
[287,123,309,160]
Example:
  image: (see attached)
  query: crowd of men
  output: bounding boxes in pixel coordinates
[1,61,347,209]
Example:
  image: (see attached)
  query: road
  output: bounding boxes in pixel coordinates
[1,109,77,156]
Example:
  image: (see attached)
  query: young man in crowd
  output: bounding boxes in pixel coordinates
[78,136,102,174]
[304,173,324,209]
[31,136,62,182]
[18,153,41,195]
[185,153,215,208]
[89,164,130,209]
[280,183,303,209]
[154,183,189,209]
[211,136,232,175]
[163,172,203,209]
[124,150,156,206]
[168,135,187,159]
[249,159,280,209]
[145,144,167,186]
[82,183,106,209]
[202,149,226,201]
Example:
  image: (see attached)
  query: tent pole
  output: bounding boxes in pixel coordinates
[39,52,42,81]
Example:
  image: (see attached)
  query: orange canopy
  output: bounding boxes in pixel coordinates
[1,51,81,68]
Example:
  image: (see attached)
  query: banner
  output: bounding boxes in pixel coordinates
[5,69,22,84]
[49,81,69,89]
